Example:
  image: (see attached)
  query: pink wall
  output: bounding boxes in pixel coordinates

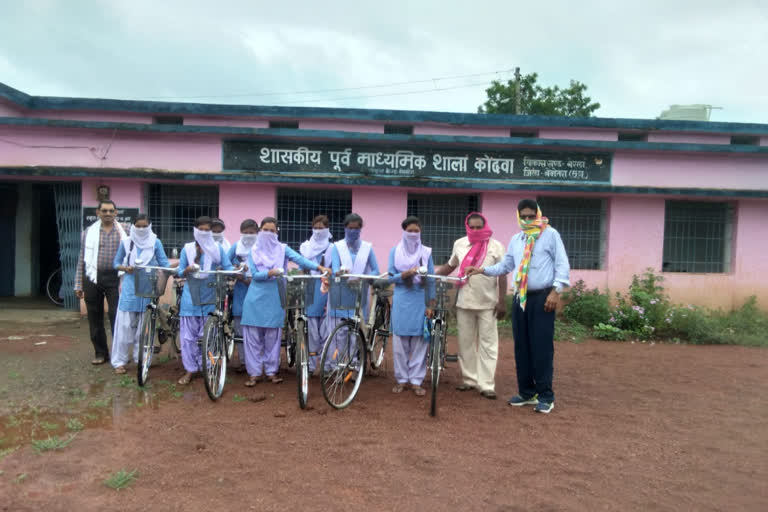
[538,128,618,141]
[612,152,768,190]
[351,187,408,270]
[647,132,729,144]
[761,136,768,147]
[0,127,222,172]
[81,178,143,208]
[218,183,277,246]
[414,124,509,137]
[299,119,384,133]
[731,200,768,307]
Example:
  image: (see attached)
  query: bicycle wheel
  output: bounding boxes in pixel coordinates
[202,317,227,401]
[429,320,444,417]
[369,301,390,371]
[45,268,64,307]
[320,320,366,409]
[224,317,235,361]
[171,318,181,354]
[137,309,156,387]
[295,318,310,409]
[285,322,296,369]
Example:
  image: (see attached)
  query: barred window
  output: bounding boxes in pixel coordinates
[536,197,606,270]
[276,189,352,250]
[663,201,733,273]
[407,194,479,265]
[146,184,219,258]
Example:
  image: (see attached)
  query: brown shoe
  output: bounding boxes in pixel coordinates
[392,383,407,394]
[114,366,127,375]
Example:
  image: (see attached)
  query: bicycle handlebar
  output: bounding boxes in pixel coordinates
[334,273,388,280]
[135,265,177,272]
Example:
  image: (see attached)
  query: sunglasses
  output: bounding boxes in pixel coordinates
[100,209,116,214]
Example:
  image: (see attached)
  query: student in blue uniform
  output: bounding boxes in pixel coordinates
[176,216,234,385]
[226,218,259,372]
[241,217,330,386]
[111,214,171,374]
[388,216,434,396]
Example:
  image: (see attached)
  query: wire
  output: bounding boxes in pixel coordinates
[283,80,496,104]
[128,68,515,101]
[0,137,97,150]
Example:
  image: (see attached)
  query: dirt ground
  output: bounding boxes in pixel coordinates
[0,314,767,512]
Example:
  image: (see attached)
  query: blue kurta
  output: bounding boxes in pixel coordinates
[329,243,380,319]
[176,244,233,317]
[226,244,249,317]
[305,250,331,318]
[113,239,170,312]
[241,246,319,328]
[387,247,435,336]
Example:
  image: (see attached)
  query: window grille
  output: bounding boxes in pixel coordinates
[407,194,479,265]
[384,124,414,135]
[662,201,732,273]
[537,197,606,270]
[276,189,352,250]
[147,184,219,258]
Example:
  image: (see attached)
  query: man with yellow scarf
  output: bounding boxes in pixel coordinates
[466,199,570,414]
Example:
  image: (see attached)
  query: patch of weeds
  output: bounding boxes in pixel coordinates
[118,376,134,388]
[89,398,111,408]
[31,434,77,453]
[8,371,21,380]
[66,418,84,432]
[5,415,21,428]
[156,379,172,387]
[39,421,59,431]
[232,394,246,403]
[155,354,171,365]
[14,473,27,483]
[136,402,144,408]
[104,469,138,490]
[67,388,87,402]
[0,446,19,460]
[554,319,589,343]
[172,391,183,398]
[82,412,98,421]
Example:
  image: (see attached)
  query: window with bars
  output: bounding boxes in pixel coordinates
[276,189,352,250]
[662,201,732,273]
[146,184,219,257]
[536,197,606,270]
[407,194,479,265]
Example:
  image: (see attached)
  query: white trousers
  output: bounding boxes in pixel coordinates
[456,307,499,392]
[110,310,142,368]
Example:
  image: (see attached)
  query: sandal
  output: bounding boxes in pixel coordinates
[91,357,106,365]
[114,366,127,375]
[392,383,407,394]
[269,376,283,384]
[480,390,497,400]
[456,383,475,391]
[413,386,426,397]
[244,376,261,387]
[177,373,192,385]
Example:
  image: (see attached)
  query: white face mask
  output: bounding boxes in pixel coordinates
[212,233,225,243]
[240,233,258,248]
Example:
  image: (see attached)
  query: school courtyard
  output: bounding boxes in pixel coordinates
[0,312,766,511]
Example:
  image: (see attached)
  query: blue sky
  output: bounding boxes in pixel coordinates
[1,0,766,122]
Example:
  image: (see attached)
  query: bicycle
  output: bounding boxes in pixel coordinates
[186,266,245,401]
[319,272,388,410]
[156,278,184,354]
[281,271,326,409]
[134,264,176,387]
[418,267,465,417]
[367,278,392,372]
[45,267,64,307]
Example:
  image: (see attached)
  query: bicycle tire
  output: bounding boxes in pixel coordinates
[202,316,227,401]
[295,318,310,409]
[137,309,156,387]
[369,301,390,371]
[45,268,64,307]
[430,320,444,417]
[320,320,366,409]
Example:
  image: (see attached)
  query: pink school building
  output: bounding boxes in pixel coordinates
[1,81,767,311]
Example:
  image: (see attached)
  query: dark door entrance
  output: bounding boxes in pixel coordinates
[0,184,17,296]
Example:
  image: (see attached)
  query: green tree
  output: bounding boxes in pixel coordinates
[478,72,600,117]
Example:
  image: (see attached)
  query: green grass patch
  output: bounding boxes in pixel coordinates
[554,320,589,343]
[172,391,183,398]
[232,394,246,403]
[118,376,134,388]
[31,434,76,453]
[14,473,27,483]
[0,446,19,460]
[67,388,87,402]
[39,421,59,431]
[5,415,20,428]
[66,418,84,432]
[104,469,138,490]
[89,398,111,408]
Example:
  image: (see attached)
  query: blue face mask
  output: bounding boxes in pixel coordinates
[344,228,361,243]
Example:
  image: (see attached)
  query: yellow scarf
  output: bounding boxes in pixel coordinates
[515,207,548,311]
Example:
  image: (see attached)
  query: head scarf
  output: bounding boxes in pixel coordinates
[344,227,362,252]
[212,232,231,252]
[128,224,157,265]
[300,228,332,260]
[193,227,221,272]
[235,233,258,259]
[251,231,285,271]
[458,212,493,283]
[515,206,549,311]
[395,230,428,284]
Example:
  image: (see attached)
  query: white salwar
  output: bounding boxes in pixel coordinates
[110,310,144,368]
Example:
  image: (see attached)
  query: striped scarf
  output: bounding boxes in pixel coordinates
[515,207,548,311]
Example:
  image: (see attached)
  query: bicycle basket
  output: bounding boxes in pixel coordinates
[372,278,393,298]
[134,268,171,299]
[425,277,458,311]
[186,274,218,306]
[329,276,368,312]
[285,278,316,310]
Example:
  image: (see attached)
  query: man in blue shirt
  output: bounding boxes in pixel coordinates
[466,199,570,414]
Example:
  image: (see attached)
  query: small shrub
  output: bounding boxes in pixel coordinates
[104,469,138,490]
[593,323,627,341]
[66,418,84,432]
[561,281,612,328]
[31,435,76,453]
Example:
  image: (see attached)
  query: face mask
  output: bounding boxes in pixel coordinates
[312,228,331,240]
[257,231,279,246]
[404,231,421,243]
[132,226,151,239]
[194,227,214,245]
[344,228,361,242]
[212,233,225,243]
[240,233,258,248]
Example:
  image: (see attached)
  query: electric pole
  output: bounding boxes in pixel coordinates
[514,67,521,115]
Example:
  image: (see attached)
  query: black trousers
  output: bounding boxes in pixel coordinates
[83,270,120,359]
[511,288,556,403]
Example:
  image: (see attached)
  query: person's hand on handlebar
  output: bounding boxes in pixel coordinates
[464,266,484,277]
[317,265,331,275]
[401,267,419,279]
[267,269,283,278]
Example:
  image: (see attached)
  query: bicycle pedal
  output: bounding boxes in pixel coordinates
[445,354,459,362]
